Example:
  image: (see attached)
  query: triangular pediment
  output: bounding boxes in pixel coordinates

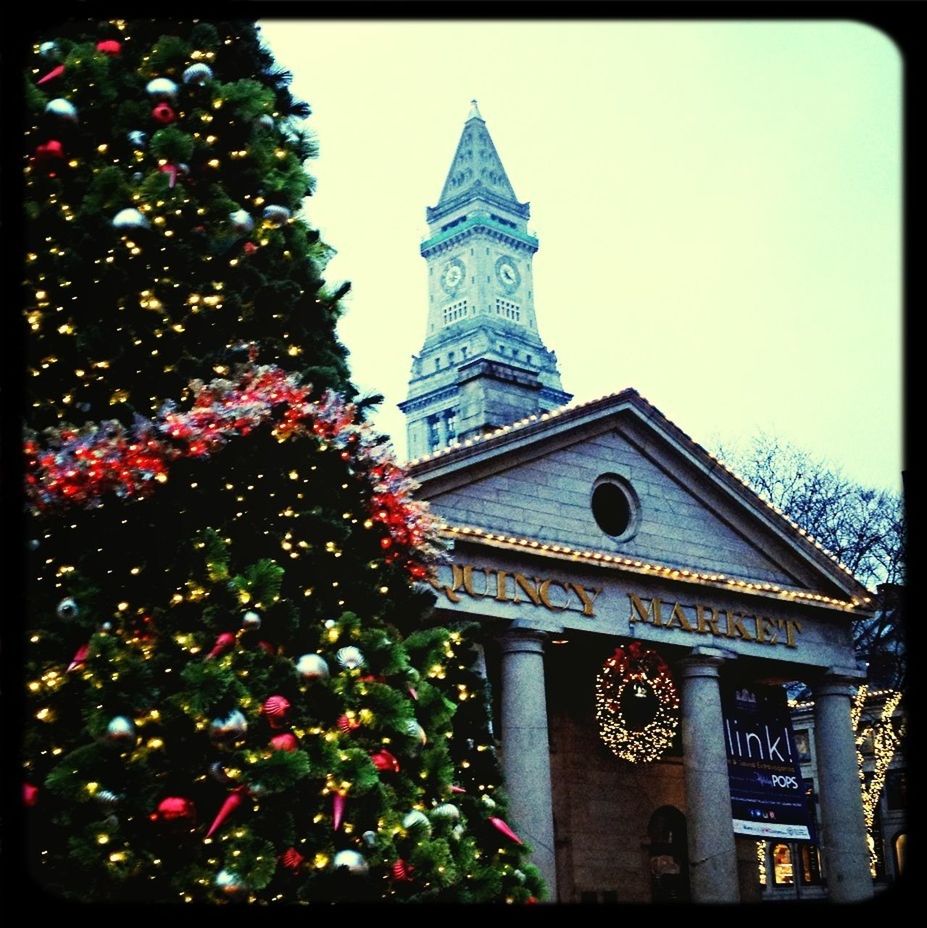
[408,392,871,604]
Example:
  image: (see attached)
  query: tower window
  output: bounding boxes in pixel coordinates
[591,475,640,541]
[448,351,455,364]
[461,345,468,359]
[446,409,457,441]
[495,298,521,322]
[443,300,468,325]
[428,415,441,450]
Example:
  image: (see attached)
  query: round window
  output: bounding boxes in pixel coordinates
[591,476,639,540]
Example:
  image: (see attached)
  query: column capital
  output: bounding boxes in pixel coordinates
[497,621,556,655]
[677,645,737,679]
[814,664,867,699]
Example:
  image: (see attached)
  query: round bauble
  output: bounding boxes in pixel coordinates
[255,114,275,129]
[151,103,176,125]
[361,830,378,848]
[370,749,400,773]
[23,783,39,807]
[332,849,368,876]
[45,98,77,122]
[452,823,465,840]
[431,803,460,821]
[262,204,291,226]
[182,63,213,86]
[105,716,136,744]
[39,41,61,60]
[209,709,247,743]
[513,868,527,884]
[56,596,79,620]
[262,695,291,725]
[152,796,195,822]
[280,847,304,870]
[215,868,247,895]
[296,653,329,681]
[127,130,147,148]
[405,719,427,746]
[28,538,41,551]
[146,77,179,100]
[242,610,261,630]
[96,40,122,56]
[480,794,496,811]
[269,732,298,752]
[112,208,150,230]
[95,789,121,805]
[402,810,431,833]
[228,209,254,234]
[209,761,235,785]
[35,140,64,163]
[336,646,364,670]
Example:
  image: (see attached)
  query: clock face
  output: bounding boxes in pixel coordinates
[495,256,521,292]
[441,259,465,293]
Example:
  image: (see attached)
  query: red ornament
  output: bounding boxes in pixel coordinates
[450,785,466,794]
[37,64,66,85]
[488,816,524,845]
[207,632,236,659]
[206,787,247,838]
[370,749,400,773]
[262,695,290,728]
[257,640,276,655]
[24,783,39,807]
[151,796,196,822]
[332,792,346,831]
[152,102,175,125]
[243,242,257,255]
[269,732,298,752]
[337,713,360,734]
[67,641,90,672]
[159,163,181,188]
[391,859,413,881]
[526,896,538,904]
[407,685,418,701]
[96,39,122,56]
[280,847,304,871]
[35,140,64,162]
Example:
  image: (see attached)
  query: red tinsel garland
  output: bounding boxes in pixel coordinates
[24,364,439,577]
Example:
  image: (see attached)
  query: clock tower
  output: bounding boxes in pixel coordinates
[400,101,571,458]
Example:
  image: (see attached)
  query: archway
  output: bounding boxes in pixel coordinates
[647,805,690,902]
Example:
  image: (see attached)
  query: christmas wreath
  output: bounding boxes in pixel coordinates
[595,641,680,763]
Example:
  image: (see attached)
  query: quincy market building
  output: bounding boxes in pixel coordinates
[398,103,877,903]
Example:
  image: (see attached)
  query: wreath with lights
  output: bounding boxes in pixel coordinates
[595,641,680,763]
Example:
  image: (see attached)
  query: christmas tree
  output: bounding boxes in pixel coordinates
[22,19,544,903]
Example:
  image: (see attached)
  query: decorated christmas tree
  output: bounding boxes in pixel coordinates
[22,18,544,903]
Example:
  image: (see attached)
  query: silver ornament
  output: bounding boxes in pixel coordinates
[336,646,364,670]
[56,596,79,620]
[513,869,527,884]
[28,539,40,551]
[402,810,431,833]
[323,619,336,629]
[105,716,136,744]
[431,803,460,821]
[361,830,378,848]
[405,719,427,746]
[100,622,113,632]
[255,114,275,129]
[103,813,120,830]
[39,41,61,60]
[242,610,261,631]
[95,789,121,805]
[480,794,496,811]
[215,868,247,895]
[127,130,147,148]
[209,709,248,743]
[452,823,465,840]
[45,98,78,122]
[131,172,144,183]
[228,209,254,234]
[332,849,368,876]
[209,762,235,785]
[146,77,179,100]
[182,63,213,86]
[262,204,291,226]
[295,653,329,682]
[112,208,150,230]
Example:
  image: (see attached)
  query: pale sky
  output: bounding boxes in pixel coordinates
[258,20,902,494]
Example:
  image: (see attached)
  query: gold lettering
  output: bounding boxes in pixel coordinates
[755,615,779,645]
[513,573,542,606]
[724,611,755,641]
[666,602,694,632]
[695,604,721,636]
[495,570,510,602]
[570,583,601,618]
[783,619,801,648]
[629,594,663,627]
[462,565,491,599]
[426,565,461,604]
[538,578,569,611]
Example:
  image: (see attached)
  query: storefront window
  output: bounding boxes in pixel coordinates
[894,833,907,877]
[772,843,794,885]
[799,844,822,885]
[794,729,811,762]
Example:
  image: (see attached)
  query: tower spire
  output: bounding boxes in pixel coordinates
[468,98,483,121]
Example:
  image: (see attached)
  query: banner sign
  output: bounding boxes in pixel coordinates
[720,683,813,840]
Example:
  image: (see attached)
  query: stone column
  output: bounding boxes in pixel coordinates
[498,623,557,895]
[813,671,873,902]
[678,647,740,903]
